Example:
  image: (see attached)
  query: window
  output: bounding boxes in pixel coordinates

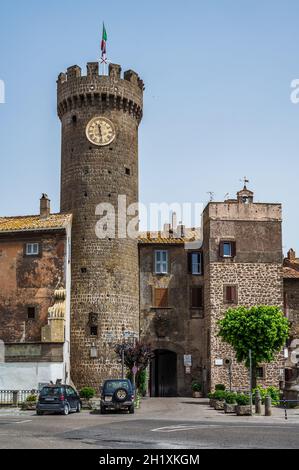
[27,307,36,319]
[224,285,238,304]
[90,326,98,336]
[81,267,87,274]
[155,250,168,274]
[256,367,265,379]
[190,287,203,308]
[26,243,39,256]
[154,288,168,308]
[219,241,236,258]
[125,167,131,176]
[188,252,203,275]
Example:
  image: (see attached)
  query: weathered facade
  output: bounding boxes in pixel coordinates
[0,196,72,389]
[202,187,284,392]
[58,62,144,388]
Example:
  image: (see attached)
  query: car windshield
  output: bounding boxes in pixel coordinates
[40,387,63,396]
[104,381,130,392]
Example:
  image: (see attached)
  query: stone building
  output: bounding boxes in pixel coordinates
[0,196,72,389]
[139,187,288,396]
[57,62,144,389]
[0,54,298,396]
[202,186,284,392]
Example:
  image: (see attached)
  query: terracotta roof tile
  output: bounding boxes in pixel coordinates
[283,267,299,279]
[139,228,201,245]
[0,213,72,233]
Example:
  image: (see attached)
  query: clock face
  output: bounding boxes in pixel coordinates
[86,117,116,146]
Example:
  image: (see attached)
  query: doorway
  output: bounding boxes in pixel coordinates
[150,349,177,397]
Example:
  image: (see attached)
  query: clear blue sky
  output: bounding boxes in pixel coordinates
[0,0,298,254]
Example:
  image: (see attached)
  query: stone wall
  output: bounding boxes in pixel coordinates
[0,232,66,344]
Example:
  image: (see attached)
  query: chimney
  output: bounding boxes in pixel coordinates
[287,249,296,261]
[40,194,51,219]
[177,224,185,238]
[171,212,177,231]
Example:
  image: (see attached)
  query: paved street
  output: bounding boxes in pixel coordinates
[0,398,299,449]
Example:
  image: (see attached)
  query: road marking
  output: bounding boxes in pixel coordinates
[151,424,297,433]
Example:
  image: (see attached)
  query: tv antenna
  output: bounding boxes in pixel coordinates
[207,191,215,202]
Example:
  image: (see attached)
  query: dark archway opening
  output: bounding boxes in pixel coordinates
[150,349,177,397]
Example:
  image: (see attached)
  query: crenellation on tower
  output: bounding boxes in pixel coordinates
[57,62,143,123]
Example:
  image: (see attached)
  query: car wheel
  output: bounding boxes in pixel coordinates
[113,388,129,403]
[62,404,70,416]
[76,402,81,413]
[36,410,43,416]
[100,406,107,414]
[129,405,135,414]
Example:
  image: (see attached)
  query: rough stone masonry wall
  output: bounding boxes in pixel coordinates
[284,278,299,339]
[209,262,284,391]
[58,63,143,389]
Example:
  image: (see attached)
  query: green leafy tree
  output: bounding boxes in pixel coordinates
[218,306,289,388]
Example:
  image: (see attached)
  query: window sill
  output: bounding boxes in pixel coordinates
[151,306,173,310]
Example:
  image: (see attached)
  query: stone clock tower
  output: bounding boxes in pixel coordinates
[57,62,144,388]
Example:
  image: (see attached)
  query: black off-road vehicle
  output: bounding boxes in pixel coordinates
[100,379,135,414]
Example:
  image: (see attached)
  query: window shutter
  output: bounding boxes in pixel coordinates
[219,241,224,257]
[231,286,237,303]
[187,253,192,273]
[155,288,168,307]
[231,241,236,257]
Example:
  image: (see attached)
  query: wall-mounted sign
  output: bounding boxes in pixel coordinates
[215,358,223,366]
[185,366,191,374]
[184,355,192,367]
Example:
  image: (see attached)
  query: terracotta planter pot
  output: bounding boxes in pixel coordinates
[209,399,216,408]
[236,405,252,416]
[192,391,202,398]
[224,403,237,414]
[214,400,225,410]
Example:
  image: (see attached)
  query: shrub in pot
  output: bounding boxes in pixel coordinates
[80,387,96,409]
[21,394,37,411]
[213,390,226,410]
[224,392,237,414]
[191,381,202,398]
[235,393,252,416]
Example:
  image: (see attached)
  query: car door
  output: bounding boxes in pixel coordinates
[66,386,75,410]
[68,386,79,410]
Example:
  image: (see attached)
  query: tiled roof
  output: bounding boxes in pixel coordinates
[139,228,202,245]
[0,213,72,233]
[283,267,299,279]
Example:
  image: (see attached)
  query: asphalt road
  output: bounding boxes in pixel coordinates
[0,399,299,449]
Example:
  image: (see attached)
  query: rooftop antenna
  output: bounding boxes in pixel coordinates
[207,191,215,202]
[239,176,250,189]
[224,193,230,201]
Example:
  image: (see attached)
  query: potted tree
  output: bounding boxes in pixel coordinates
[191,381,202,398]
[79,387,96,409]
[235,393,252,416]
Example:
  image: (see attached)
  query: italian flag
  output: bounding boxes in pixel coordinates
[101,23,107,56]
